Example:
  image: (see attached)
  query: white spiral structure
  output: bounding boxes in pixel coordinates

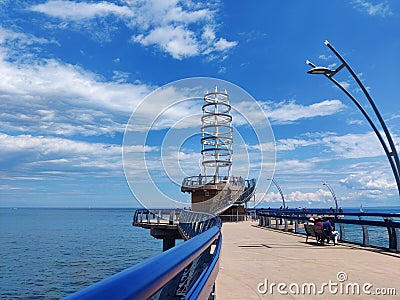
[201,87,233,181]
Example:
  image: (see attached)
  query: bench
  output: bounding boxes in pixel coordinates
[304,224,336,245]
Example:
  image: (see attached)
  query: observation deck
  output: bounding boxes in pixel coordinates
[181,175,256,216]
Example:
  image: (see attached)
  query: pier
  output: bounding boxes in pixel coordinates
[65,209,400,299]
[64,84,400,299]
[217,220,400,299]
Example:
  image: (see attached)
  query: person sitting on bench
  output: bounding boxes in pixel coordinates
[323,218,338,245]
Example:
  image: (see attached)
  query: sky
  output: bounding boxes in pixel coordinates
[1,0,400,209]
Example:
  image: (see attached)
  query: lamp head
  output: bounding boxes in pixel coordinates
[307,67,334,75]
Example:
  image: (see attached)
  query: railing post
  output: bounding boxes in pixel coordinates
[359,216,369,246]
[284,218,288,232]
[294,219,299,233]
[339,223,345,241]
[384,217,397,251]
[133,211,137,224]
[275,217,279,230]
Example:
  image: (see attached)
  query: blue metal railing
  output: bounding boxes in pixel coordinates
[256,209,400,251]
[235,179,256,204]
[132,209,180,225]
[182,175,245,188]
[64,209,222,300]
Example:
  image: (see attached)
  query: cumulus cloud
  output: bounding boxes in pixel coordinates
[0,57,149,113]
[133,25,199,59]
[29,0,237,60]
[0,29,152,136]
[340,171,396,191]
[262,189,332,205]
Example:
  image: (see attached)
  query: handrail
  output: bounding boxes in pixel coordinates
[257,209,400,251]
[132,208,180,225]
[185,235,222,299]
[235,179,256,204]
[182,175,245,188]
[179,209,220,240]
[64,209,222,300]
[257,208,400,218]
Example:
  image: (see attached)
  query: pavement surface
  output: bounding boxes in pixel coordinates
[216,221,400,299]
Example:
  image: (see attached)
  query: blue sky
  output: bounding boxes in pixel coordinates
[1,0,399,208]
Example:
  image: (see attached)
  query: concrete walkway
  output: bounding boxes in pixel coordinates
[216,221,400,299]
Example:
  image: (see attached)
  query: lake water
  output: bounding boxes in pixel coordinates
[1,207,399,299]
[0,208,162,299]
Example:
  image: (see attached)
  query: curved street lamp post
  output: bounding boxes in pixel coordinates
[268,178,286,208]
[306,40,400,197]
[322,181,338,212]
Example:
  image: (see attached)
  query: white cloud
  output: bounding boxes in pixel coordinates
[214,38,238,51]
[0,27,55,47]
[250,138,319,153]
[352,0,393,17]
[347,119,365,126]
[133,25,199,60]
[29,0,237,60]
[268,99,346,123]
[273,159,316,174]
[0,133,157,177]
[30,0,134,20]
[0,58,149,113]
[234,99,346,125]
[337,81,351,90]
[340,171,396,191]
[322,132,384,159]
[0,30,152,136]
[318,54,333,60]
[275,138,319,151]
[262,189,332,205]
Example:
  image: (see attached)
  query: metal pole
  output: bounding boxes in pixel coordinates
[268,178,286,208]
[325,41,400,178]
[322,181,338,212]
[306,41,400,197]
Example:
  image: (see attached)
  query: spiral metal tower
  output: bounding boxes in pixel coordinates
[201,87,233,181]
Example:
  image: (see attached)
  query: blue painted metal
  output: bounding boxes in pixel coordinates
[65,210,222,300]
[236,179,256,204]
[185,235,222,299]
[257,208,400,218]
[257,209,400,251]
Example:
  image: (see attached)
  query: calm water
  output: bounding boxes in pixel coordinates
[0,208,162,299]
[1,207,399,299]
[338,206,400,247]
